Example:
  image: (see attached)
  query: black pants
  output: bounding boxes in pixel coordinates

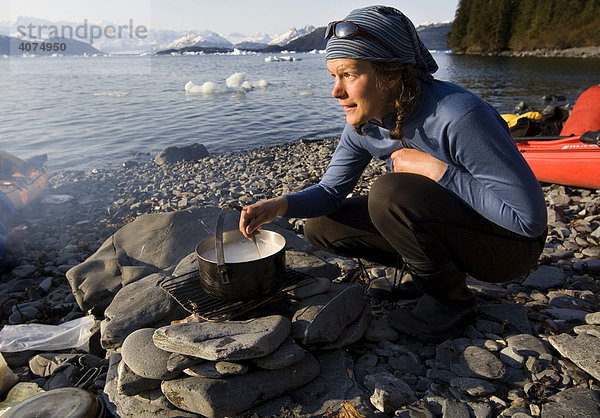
[304,173,546,283]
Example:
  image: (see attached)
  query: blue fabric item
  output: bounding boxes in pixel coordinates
[325,5,438,75]
[0,219,6,259]
[284,80,548,238]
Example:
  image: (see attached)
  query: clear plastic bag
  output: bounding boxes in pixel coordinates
[0,315,95,352]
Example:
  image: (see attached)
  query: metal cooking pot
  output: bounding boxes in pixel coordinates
[195,207,286,301]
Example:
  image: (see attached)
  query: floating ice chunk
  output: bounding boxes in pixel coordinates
[185,80,226,94]
[265,55,297,62]
[253,79,269,88]
[93,91,128,98]
[185,80,203,94]
[226,72,246,88]
[201,81,227,94]
[186,73,268,95]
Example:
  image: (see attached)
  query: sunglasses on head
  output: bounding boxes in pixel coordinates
[325,20,391,53]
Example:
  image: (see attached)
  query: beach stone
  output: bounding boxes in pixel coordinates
[184,361,248,378]
[315,304,372,349]
[585,312,600,325]
[548,333,600,380]
[117,360,161,396]
[467,402,493,418]
[582,247,600,257]
[363,318,400,342]
[171,253,197,277]
[479,302,532,334]
[153,315,291,361]
[442,399,470,417]
[395,400,436,417]
[154,143,209,165]
[291,282,364,345]
[161,352,320,417]
[506,334,550,357]
[427,369,459,384]
[364,372,417,413]
[121,328,180,380]
[166,353,203,373]
[450,377,497,397]
[389,353,426,376]
[289,276,331,299]
[101,273,186,350]
[254,349,372,417]
[500,346,526,369]
[67,206,223,314]
[11,264,37,279]
[585,259,600,271]
[541,387,600,417]
[450,346,507,380]
[475,319,504,335]
[38,277,54,293]
[286,250,340,279]
[466,278,509,298]
[573,324,600,338]
[542,308,588,322]
[104,355,196,418]
[522,265,566,290]
[253,337,306,370]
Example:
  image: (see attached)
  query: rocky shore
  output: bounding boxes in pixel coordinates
[452,46,600,59]
[1,138,600,417]
[499,46,600,59]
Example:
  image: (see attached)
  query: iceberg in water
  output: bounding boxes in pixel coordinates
[185,72,268,95]
[264,55,297,62]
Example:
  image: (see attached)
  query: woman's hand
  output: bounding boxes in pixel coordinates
[391,148,448,181]
[239,197,288,239]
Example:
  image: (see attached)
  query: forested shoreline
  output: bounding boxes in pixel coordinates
[448,0,600,54]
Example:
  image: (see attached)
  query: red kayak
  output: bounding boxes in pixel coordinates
[515,131,600,189]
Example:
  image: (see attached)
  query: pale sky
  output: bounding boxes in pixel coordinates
[1,0,459,34]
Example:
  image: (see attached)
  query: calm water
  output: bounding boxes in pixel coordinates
[1,52,599,171]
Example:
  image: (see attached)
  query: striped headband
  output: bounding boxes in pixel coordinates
[325,5,438,76]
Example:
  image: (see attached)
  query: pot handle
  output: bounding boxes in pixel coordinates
[215,205,243,284]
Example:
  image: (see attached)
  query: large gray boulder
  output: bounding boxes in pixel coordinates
[291,283,364,345]
[161,353,320,417]
[154,143,209,165]
[101,273,187,350]
[104,354,196,418]
[66,206,223,314]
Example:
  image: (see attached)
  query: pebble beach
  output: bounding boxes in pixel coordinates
[2,138,600,416]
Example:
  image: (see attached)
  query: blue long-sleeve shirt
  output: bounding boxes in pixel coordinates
[284,80,547,238]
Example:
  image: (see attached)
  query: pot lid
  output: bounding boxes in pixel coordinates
[2,387,103,418]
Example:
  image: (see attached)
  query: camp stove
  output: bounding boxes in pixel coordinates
[160,268,316,322]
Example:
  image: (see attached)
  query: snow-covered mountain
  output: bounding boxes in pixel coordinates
[223,31,274,46]
[268,25,315,46]
[161,30,232,50]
